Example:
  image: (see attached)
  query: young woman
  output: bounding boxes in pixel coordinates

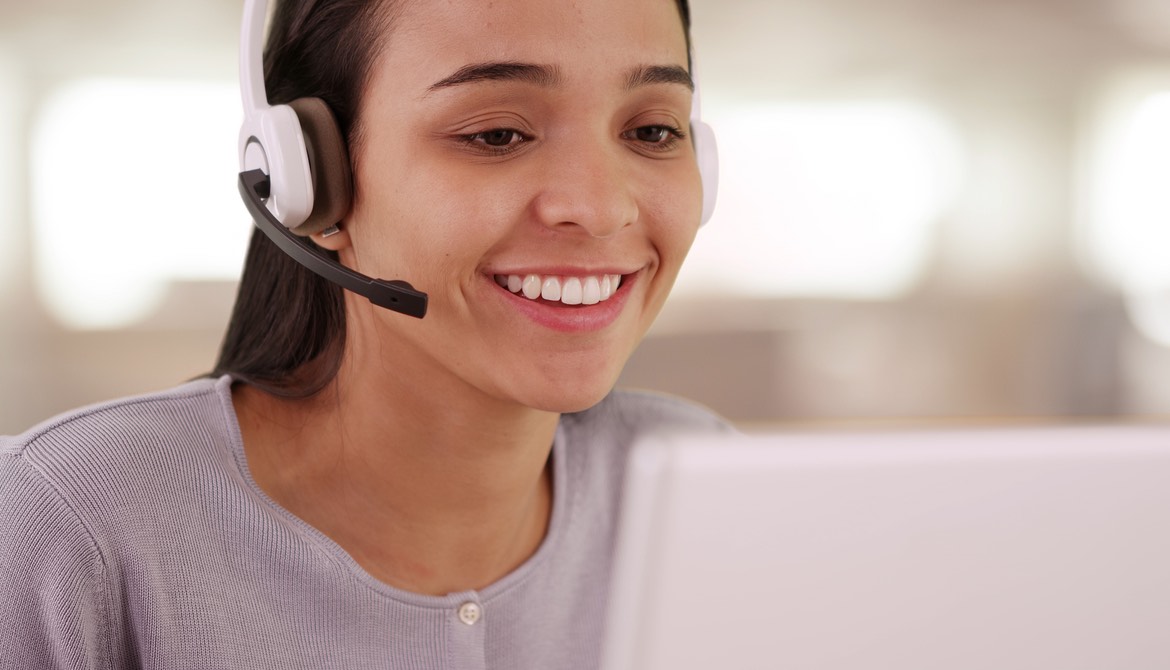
[0,0,727,667]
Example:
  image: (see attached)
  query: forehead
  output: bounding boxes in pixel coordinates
[377,0,690,90]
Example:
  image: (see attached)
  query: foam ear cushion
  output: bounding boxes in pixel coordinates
[288,97,353,236]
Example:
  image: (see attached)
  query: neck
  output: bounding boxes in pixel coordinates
[233,348,560,596]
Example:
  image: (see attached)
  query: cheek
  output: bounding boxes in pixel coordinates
[647,164,704,264]
[351,155,501,282]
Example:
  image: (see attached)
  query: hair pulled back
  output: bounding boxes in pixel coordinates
[213,0,693,397]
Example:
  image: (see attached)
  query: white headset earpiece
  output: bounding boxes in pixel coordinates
[689,53,720,226]
[238,0,315,230]
[691,119,719,226]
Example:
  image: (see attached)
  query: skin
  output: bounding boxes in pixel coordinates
[234,0,703,596]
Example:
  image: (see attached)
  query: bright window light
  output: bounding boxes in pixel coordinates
[676,101,963,299]
[32,79,247,329]
[1083,91,1170,292]
[1127,291,1170,350]
[1082,87,1170,347]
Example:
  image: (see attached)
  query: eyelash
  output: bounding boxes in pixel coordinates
[624,124,687,153]
[460,129,532,156]
[458,124,688,157]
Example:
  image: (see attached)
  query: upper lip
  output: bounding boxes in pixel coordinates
[486,265,641,277]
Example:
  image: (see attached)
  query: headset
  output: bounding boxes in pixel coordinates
[237,0,719,320]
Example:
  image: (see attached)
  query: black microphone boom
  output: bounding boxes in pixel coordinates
[238,169,428,319]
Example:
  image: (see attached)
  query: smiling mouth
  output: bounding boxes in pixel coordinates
[492,273,624,306]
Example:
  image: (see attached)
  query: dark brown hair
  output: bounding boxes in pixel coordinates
[212,0,694,396]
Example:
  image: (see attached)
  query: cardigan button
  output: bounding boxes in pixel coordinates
[458,602,482,626]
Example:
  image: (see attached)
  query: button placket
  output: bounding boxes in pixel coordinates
[447,595,488,670]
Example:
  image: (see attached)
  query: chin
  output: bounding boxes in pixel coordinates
[539,389,615,414]
[508,367,624,415]
[482,335,637,414]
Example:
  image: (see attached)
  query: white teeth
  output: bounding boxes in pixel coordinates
[582,276,601,305]
[561,277,583,305]
[495,272,627,306]
[541,277,562,302]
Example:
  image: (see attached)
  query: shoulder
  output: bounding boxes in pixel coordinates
[562,388,733,447]
[0,377,244,668]
[1,376,236,523]
[0,449,116,669]
[3,376,230,461]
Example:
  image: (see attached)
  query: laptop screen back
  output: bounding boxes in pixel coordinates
[601,426,1170,670]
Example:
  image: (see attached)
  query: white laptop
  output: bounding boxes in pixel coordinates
[601,426,1170,670]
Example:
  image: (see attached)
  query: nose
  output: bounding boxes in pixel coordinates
[529,137,638,238]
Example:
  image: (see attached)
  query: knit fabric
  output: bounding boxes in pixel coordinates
[1,376,727,670]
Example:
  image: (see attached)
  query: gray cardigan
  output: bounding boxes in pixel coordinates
[1,376,726,670]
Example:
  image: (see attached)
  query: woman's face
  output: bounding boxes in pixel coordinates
[335,0,702,413]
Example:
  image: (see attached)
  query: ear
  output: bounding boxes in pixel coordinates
[310,224,352,251]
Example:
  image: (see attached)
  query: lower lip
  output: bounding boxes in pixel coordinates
[489,274,636,333]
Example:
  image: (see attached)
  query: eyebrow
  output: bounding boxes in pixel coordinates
[425,62,694,94]
[624,64,694,92]
[427,62,562,92]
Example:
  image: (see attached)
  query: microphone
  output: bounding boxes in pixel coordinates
[238,169,429,319]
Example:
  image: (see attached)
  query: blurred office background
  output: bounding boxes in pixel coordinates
[2,0,1170,432]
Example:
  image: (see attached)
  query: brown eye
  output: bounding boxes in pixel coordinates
[460,128,531,156]
[622,124,685,154]
[635,126,671,143]
[479,129,520,147]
